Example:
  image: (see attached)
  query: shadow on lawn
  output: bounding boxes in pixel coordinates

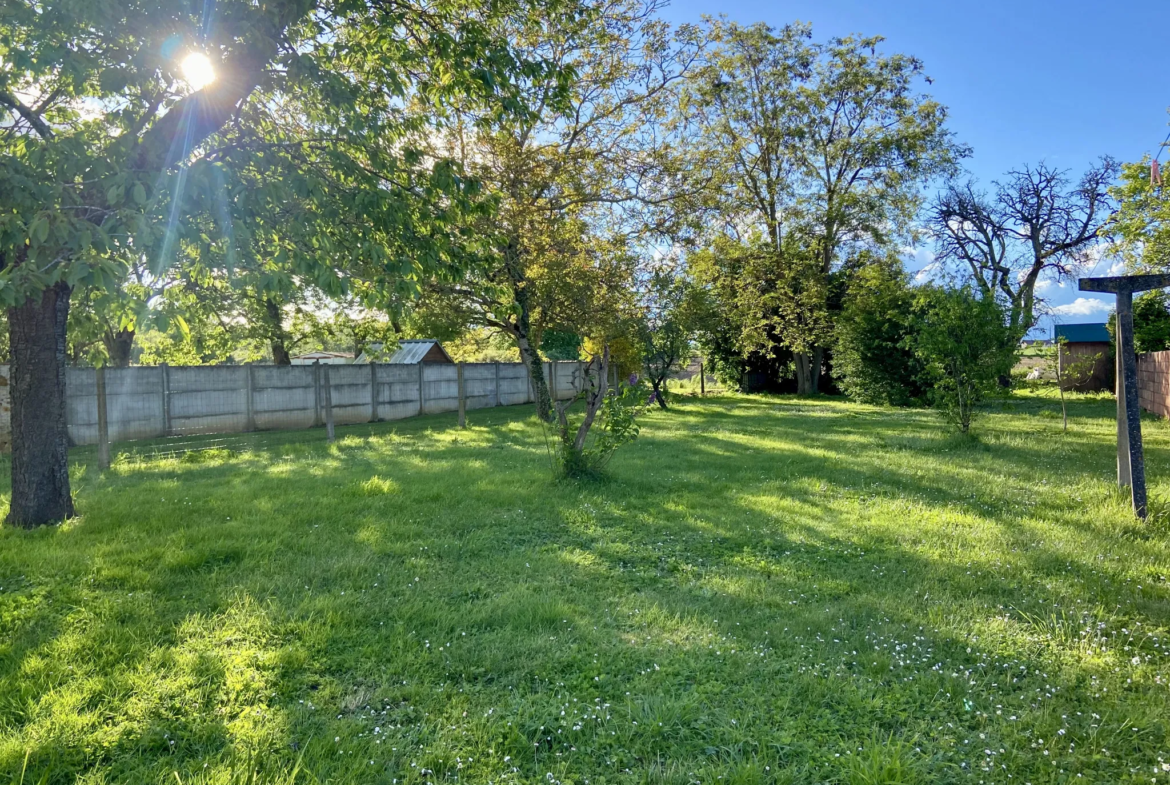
[2,393,1168,782]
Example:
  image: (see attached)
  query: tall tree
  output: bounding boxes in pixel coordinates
[681,21,962,393]
[0,0,559,525]
[417,0,703,420]
[930,159,1118,333]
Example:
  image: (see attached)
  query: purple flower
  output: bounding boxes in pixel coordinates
[647,391,657,404]
[628,373,639,385]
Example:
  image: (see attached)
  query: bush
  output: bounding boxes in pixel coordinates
[909,287,1017,433]
[833,263,928,406]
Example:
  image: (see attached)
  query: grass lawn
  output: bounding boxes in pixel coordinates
[2,392,1169,784]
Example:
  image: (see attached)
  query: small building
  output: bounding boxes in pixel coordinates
[1054,323,1111,392]
[290,351,353,365]
[356,339,454,365]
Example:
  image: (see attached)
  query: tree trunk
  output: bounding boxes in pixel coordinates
[793,348,824,395]
[264,298,291,365]
[517,332,553,422]
[8,282,75,527]
[651,379,669,409]
[103,328,135,367]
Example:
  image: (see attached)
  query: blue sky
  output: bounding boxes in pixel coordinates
[658,0,1170,335]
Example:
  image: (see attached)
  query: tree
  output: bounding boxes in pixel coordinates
[1107,155,1170,273]
[639,269,695,409]
[0,0,560,526]
[909,287,1016,433]
[417,0,703,421]
[930,159,1118,334]
[680,21,962,393]
[833,259,927,406]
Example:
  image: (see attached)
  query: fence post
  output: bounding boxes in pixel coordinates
[369,362,379,423]
[700,361,705,397]
[244,363,255,431]
[550,361,557,401]
[160,363,171,437]
[313,361,323,427]
[457,363,466,428]
[494,362,501,407]
[323,365,335,443]
[418,362,426,415]
[96,367,110,470]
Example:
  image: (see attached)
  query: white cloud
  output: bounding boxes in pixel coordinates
[1049,297,1114,317]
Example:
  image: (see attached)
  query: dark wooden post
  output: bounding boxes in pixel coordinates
[700,361,706,397]
[457,363,466,428]
[1079,273,1170,518]
[323,365,335,443]
[96,367,110,471]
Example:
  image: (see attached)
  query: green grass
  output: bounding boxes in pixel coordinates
[1,391,1169,784]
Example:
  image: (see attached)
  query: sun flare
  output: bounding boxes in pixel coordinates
[180,52,215,91]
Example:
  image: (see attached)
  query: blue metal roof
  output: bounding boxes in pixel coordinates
[1053,323,1110,343]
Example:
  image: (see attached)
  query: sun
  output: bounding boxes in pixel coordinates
[180,52,215,91]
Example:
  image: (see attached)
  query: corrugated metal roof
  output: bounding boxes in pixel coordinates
[387,339,450,364]
[1054,323,1110,343]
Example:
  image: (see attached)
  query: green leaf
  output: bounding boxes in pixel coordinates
[132,183,147,205]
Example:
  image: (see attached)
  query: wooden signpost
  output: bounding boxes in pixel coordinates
[1078,273,1170,518]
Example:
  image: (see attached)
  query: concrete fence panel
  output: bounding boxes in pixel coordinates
[0,360,590,451]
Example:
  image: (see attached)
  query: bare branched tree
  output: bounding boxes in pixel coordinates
[930,159,1118,332]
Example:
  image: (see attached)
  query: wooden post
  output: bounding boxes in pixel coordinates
[494,362,501,407]
[418,362,426,415]
[1079,273,1170,519]
[96,367,110,470]
[457,363,466,428]
[159,363,171,437]
[313,361,323,427]
[700,361,706,397]
[323,364,335,443]
[244,363,255,432]
[369,362,379,423]
[550,361,557,402]
[1116,291,1145,515]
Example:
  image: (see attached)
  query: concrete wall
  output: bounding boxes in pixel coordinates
[1139,351,1170,418]
[0,361,586,449]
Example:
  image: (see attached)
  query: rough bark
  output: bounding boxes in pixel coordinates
[263,298,292,365]
[517,332,553,422]
[794,349,822,395]
[103,328,135,367]
[7,282,75,527]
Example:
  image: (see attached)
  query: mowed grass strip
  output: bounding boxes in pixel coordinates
[1,392,1168,784]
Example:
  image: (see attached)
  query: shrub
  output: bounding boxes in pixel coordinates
[833,263,928,406]
[548,349,654,478]
[909,287,1017,433]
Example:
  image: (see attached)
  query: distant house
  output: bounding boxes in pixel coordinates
[290,351,353,365]
[1053,323,1111,392]
[356,339,454,365]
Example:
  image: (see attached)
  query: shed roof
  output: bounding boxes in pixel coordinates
[1053,323,1110,343]
[386,339,453,364]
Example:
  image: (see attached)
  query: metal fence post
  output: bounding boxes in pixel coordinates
[244,363,255,431]
[457,363,466,428]
[418,362,426,415]
[323,364,335,443]
[96,367,110,470]
[159,363,171,437]
[369,362,379,423]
